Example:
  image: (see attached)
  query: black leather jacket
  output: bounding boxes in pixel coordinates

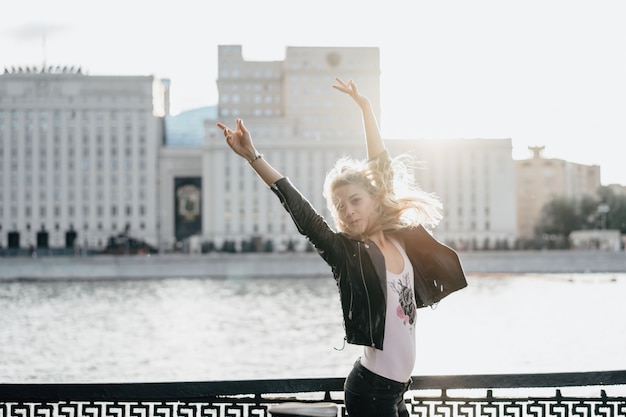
[270,177,467,349]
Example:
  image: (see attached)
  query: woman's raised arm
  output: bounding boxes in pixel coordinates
[332,77,386,159]
[217,118,284,187]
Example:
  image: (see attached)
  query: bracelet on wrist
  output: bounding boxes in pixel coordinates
[248,151,263,164]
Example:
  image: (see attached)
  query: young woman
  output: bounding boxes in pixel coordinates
[217,77,466,417]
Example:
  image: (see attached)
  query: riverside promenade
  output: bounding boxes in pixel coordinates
[1,250,625,280]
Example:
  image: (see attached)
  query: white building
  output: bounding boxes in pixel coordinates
[158,45,381,252]
[387,139,517,249]
[1,48,519,254]
[159,45,517,252]
[0,66,167,251]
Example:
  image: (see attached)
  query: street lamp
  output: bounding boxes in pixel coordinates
[597,204,610,230]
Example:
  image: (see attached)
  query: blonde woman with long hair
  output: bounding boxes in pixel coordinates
[218,77,466,417]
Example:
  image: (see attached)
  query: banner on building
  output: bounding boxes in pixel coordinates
[174,177,202,242]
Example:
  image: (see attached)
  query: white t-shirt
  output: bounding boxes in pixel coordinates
[361,238,417,383]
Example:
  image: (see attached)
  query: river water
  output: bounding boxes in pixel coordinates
[0,272,624,383]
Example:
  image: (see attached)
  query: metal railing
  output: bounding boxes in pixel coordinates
[1,370,625,416]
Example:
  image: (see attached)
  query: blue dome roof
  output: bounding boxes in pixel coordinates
[165,106,217,147]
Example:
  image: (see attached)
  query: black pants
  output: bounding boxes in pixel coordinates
[344,359,412,417]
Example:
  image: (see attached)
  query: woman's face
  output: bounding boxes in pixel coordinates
[333,183,378,236]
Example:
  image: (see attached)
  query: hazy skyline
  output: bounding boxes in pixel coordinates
[2,0,625,185]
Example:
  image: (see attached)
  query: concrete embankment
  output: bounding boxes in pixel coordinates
[0,251,626,280]
[1,250,625,280]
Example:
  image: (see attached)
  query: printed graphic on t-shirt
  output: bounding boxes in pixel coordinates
[390,273,416,327]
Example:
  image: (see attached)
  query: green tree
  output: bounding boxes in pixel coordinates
[535,187,626,243]
[535,196,581,237]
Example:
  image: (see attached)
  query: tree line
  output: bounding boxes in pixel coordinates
[532,186,626,249]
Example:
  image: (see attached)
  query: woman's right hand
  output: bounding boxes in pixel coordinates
[217,118,258,161]
[217,118,284,186]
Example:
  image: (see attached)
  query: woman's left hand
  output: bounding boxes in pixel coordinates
[332,77,369,108]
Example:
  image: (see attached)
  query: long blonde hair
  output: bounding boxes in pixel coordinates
[323,153,442,237]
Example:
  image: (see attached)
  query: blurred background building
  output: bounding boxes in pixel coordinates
[0,66,166,252]
[1,47,611,253]
[516,146,601,239]
[387,138,516,250]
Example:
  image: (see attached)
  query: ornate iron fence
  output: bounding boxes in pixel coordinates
[1,370,625,416]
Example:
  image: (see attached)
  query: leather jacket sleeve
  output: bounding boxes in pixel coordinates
[270,177,342,266]
[399,226,468,308]
[271,177,387,348]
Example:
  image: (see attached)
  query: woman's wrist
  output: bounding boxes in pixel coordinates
[247,150,263,164]
[358,97,371,110]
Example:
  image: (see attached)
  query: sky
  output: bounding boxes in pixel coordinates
[2,0,625,185]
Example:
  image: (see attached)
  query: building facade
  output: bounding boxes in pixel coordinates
[0,66,167,250]
[199,45,380,252]
[516,146,601,239]
[157,45,517,252]
[387,138,517,249]
[7,48,598,254]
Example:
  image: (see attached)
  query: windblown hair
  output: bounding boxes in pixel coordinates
[323,153,442,238]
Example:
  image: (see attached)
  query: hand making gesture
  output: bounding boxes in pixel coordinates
[217,118,283,186]
[217,118,257,162]
[332,77,383,158]
[332,77,370,109]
